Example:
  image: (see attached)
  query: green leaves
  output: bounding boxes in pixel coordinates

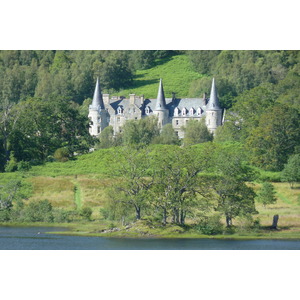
[256,182,277,207]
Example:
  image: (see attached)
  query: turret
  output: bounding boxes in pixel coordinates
[153,78,169,127]
[88,78,108,136]
[205,78,223,134]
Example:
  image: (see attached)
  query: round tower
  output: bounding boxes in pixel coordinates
[205,78,223,134]
[153,78,169,127]
[88,78,108,136]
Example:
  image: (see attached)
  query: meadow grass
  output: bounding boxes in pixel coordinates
[117,55,204,98]
[28,176,76,208]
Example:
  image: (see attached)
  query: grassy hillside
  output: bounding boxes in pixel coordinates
[1,147,300,238]
[117,55,204,98]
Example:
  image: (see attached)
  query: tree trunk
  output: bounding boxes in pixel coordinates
[180,210,185,225]
[135,206,141,220]
[226,215,232,227]
[172,208,179,223]
[271,214,279,229]
[162,207,167,225]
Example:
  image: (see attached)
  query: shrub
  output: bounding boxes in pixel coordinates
[257,170,282,182]
[17,161,31,171]
[0,210,11,222]
[195,215,223,235]
[54,147,70,162]
[5,152,18,172]
[53,209,72,223]
[22,199,54,222]
[79,207,93,221]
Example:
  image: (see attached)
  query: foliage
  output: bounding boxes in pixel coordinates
[183,119,213,146]
[246,104,300,171]
[98,126,115,149]
[195,215,223,235]
[21,199,54,222]
[210,143,258,226]
[256,182,277,207]
[79,206,93,221]
[8,97,93,163]
[151,123,180,145]
[0,180,21,210]
[148,144,214,225]
[281,154,300,188]
[54,147,70,162]
[107,147,154,220]
[121,116,159,147]
[4,152,18,172]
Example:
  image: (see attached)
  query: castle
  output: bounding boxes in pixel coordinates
[88,78,223,138]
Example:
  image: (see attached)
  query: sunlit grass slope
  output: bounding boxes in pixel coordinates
[118,55,204,98]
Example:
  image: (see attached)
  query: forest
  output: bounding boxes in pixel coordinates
[0,50,300,236]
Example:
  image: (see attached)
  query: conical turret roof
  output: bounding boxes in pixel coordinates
[155,78,167,110]
[206,78,221,110]
[91,77,104,109]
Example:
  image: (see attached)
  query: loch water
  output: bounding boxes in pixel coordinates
[1,226,300,250]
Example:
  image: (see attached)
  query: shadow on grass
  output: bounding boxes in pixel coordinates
[131,78,159,89]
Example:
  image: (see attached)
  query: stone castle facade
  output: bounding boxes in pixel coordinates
[88,78,223,138]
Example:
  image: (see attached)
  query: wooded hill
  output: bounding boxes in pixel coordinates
[1,50,299,172]
[0,51,300,235]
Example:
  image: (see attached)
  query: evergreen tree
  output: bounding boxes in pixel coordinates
[256,182,277,207]
[281,154,300,188]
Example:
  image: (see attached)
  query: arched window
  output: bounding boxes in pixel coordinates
[189,108,194,115]
[145,106,150,114]
[182,107,187,116]
[117,106,123,114]
[197,107,202,116]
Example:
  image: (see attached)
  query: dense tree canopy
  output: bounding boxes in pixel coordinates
[1,50,300,172]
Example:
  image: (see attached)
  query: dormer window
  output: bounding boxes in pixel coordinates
[145,106,151,115]
[174,107,179,116]
[182,107,187,116]
[189,108,194,116]
[117,106,123,114]
[197,107,202,116]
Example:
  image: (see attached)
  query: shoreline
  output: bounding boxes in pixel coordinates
[2,222,300,241]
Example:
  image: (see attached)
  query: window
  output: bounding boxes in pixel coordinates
[174,107,179,116]
[182,108,186,116]
[197,108,202,116]
[145,106,150,114]
[189,108,194,115]
[175,120,179,126]
[117,117,120,123]
[117,106,122,114]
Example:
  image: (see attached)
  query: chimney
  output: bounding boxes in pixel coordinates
[172,92,176,101]
[129,94,135,105]
[103,94,110,105]
[203,93,207,105]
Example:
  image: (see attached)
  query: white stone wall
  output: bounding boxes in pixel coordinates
[205,109,222,134]
[88,108,100,136]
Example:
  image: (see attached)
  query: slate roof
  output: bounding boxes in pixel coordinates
[98,78,219,118]
[155,78,167,110]
[109,97,207,117]
[206,78,221,110]
[91,78,105,109]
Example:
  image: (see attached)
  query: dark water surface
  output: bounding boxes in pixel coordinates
[1,226,300,250]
